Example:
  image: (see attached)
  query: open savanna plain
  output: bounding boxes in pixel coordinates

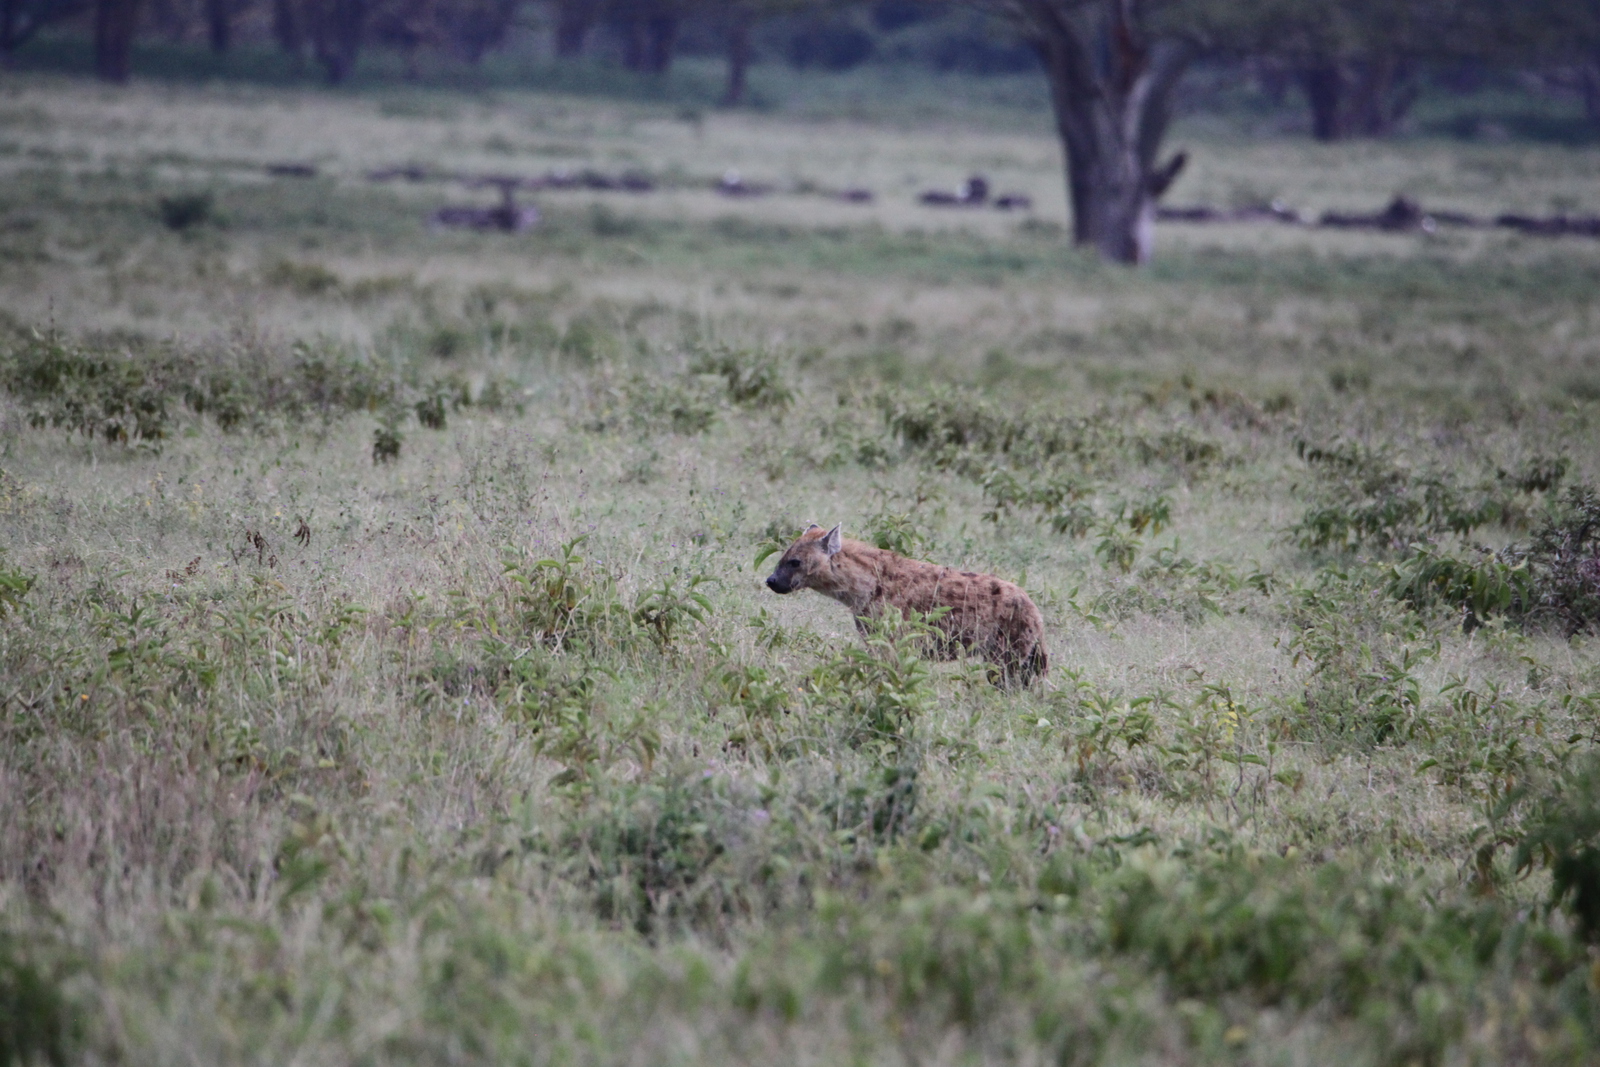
[5,71,1600,1066]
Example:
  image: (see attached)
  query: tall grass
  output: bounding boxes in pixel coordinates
[2,73,1600,1065]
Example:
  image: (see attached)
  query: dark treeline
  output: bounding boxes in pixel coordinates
[2,0,1596,265]
[3,0,1597,129]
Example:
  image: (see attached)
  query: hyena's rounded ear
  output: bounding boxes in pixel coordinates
[822,524,843,556]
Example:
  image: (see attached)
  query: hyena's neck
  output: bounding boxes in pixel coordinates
[814,541,892,614]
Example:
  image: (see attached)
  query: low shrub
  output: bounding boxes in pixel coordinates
[1516,752,1600,942]
[1292,440,1566,552]
[689,346,794,410]
[0,931,79,1067]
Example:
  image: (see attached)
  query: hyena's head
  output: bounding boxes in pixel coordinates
[765,523,842,595]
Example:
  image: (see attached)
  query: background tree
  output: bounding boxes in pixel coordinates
[985,0,1202,264]
[94,0,141,80]
[1496,0,1600,129]
[207,0,230,50]
[305,0,370,81]
[1,0,87,65]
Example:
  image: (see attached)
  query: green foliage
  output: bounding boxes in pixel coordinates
[1387,543,1531,632]
[1505,485,1600,635]
[0,932,77,1067]
[0,557,33,616]
[1517,752,1600,942]
[805,612,939,747]
[863,509,928,557]
[1383,485,1600,635]
[1,330,172,447]
[689,346,794,410]
[564,771,743,935]
[1286,567,1437,745]
[499,536,631,652]
[1292,440,1565,552]
[631,570,715,648]
[266,259,343,296]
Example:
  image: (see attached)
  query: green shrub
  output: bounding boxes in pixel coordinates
[265,259,343,296]
[1505,485,1600,635]
[1292,441,1566,553]
[563,771,745,935]
[689,346,794,410]
[1,331,171,447]
[0,558,33,616]
[1386,544,1531,632]
[0,933,78,1067]
[372,422,402,463]
[1516,752,1600,942]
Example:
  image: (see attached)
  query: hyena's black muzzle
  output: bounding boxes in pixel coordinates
[765,561,797,594]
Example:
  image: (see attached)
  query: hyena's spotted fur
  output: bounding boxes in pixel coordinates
[765,523,1048,688]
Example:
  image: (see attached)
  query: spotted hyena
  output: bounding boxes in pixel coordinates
[764,523,1048,687]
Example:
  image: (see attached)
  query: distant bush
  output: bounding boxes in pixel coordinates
[1292,440,1567,552]
[0,330,173,447]
[0,932,79,1067]
[157,191,214,231]
[1517,752,1600,942]
[1386,485,1600,635]
[784,17,876,71]
[0,327,503,444]
[689,346,794,410]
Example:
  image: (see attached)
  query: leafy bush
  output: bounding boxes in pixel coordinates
[1386,544,1531,633]
[631,571,715,649]
[0,557,33,616]
[689,346,794,410]
[1,331,172,447]
[805,612,938,746]
[372,421,402,463]
[1384,486,1600,635]
[1516,752,1600,942]
[564,771,747,935]
[265,259,343,296]
[1504,485,1600,635]
[0,932,78,1067]
[1292,441,1566,553]
[499,536,629,651]
[1286,567,1436,745]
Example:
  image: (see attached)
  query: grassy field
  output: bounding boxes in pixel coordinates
[4,70,1600,1065]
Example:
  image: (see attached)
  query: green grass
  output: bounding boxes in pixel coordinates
[3,72,1600,1066]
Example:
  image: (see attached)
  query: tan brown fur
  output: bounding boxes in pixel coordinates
[765,524,1048,687]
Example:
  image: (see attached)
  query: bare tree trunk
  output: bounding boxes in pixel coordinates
[554,0,592,57]
[618,17,645,70]
[1021,0,1190,265]
[723,9,751,106]
[1582,56,1600,129]
[1298,56,1416,141]
[1347,55,1416,136]
[207,0,230,51]
[311,0,365,83]
[1,0,20,67]
[643,11,675,74]
[1299,63,1344,141]
[95,0,141,82]
[273,0,303,57]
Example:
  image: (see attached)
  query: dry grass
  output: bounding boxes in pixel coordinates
[2,72,1600,1066]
